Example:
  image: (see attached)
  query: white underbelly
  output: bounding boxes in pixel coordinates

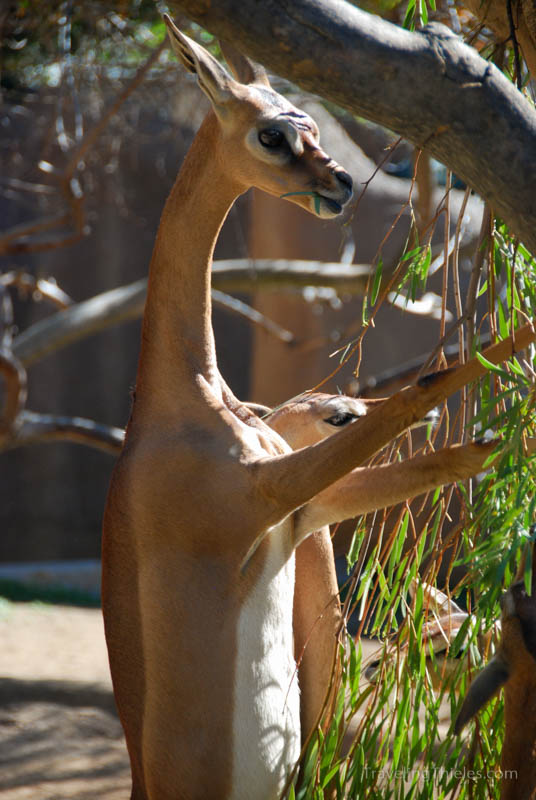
[230,522,300,800]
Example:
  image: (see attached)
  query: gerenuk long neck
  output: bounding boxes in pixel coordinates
[135,111,241,414]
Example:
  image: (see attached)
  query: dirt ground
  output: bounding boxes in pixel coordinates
[0,599,131,799]
[0,599,452,799]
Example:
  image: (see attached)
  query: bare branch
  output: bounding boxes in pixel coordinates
[0,229,85,255]
[464,0,536,78]
[0,178,56,195]
[63,40,167,181]
[0,410,124,456]
[0,42,167,258]
[387,291,451,321]
[12,260,372,367]
[212,289,295,343]
[0,213,70,255]
[0,271,73,309]
[354,333,491,397]
[211,259,372,292]
[13,278,147,367]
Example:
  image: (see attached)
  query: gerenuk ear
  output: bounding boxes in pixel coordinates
[163,15,238,109]
[454,657,510,735]
[219,39,271,87]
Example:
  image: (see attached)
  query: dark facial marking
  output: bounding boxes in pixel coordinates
[277,110,313,133]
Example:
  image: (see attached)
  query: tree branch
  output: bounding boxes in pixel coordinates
[12,260,371,366]
[0,42,168,258]
[0,410,124,455]
[13,278,147,367]
[0,213,70,255]
[0,271,73,309]
[211,259,371,292]
[211,288,295,343]
[464,0,536,78]
[169,0,536,255]
[62,40,167,180]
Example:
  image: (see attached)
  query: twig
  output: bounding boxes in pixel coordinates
[417,313,481,380]
[0,271,73,309]
[63,40,167,180]
[414,149,434,235]
[1,41,167,258]
[465,205,491,439]
[212,289,294,343]
[356,332,491,398]
[0,213,70,255]
[439,171,451,351]
[347,136,404,225]
[301,157,424,387]
[0,178,56,195]
[13,277,148,367]
[211,258,372,292]
[451,187,471,363]
[0,229,85,256]
[506,0,523,88]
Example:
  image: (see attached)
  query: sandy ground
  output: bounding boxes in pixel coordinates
[0,599,130,799]
[0,599,455,799]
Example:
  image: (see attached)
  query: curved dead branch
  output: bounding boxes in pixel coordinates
[0,410,124,456]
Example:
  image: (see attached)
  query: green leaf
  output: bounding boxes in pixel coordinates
[371,257,383,305]
[476,350,515,381]
[321,764,341,789]
[403,0,416,28]
[497,299,509,338]
[420,0,429,26]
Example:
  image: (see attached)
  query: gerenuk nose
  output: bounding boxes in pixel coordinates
[335,170,353,192]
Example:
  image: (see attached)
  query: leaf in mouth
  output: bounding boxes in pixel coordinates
[279,190,323,214]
